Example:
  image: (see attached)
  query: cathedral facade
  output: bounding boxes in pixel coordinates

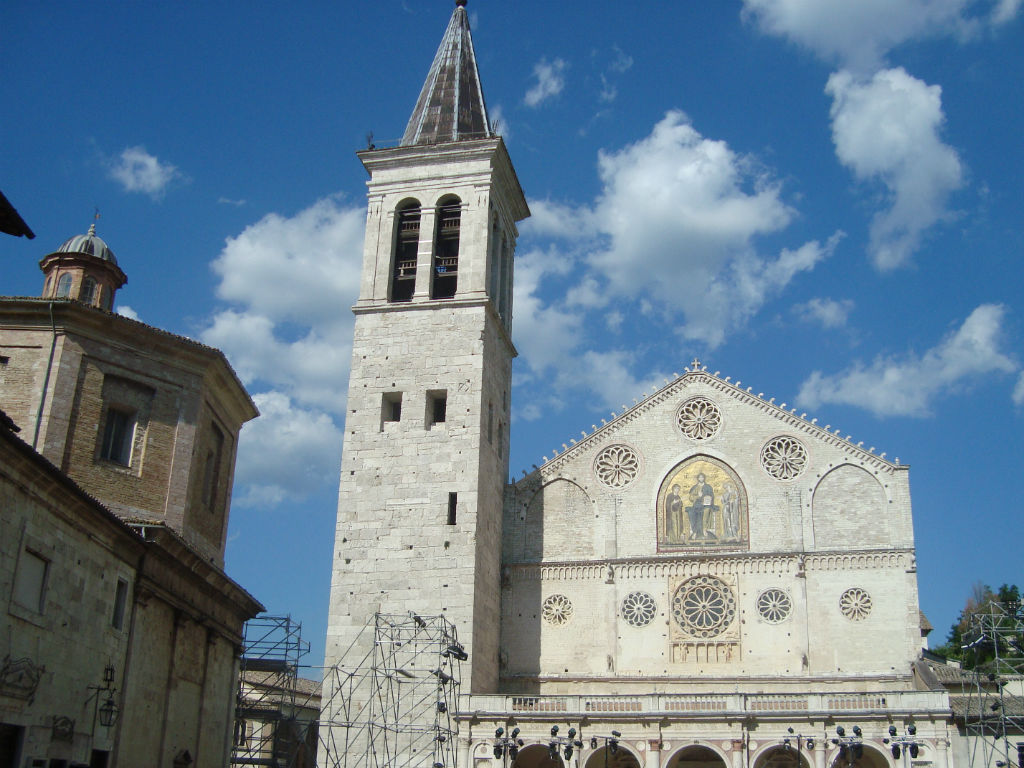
[322,4,952,768]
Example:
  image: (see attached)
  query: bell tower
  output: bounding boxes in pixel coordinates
[323,0,529,697]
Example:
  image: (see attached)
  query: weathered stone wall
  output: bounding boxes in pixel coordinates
[0,437,140,766]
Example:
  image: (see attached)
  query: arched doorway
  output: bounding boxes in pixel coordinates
[665,745,729,768]
[511,743,564,768]
[754,745,813,768]
[583,745,642,768]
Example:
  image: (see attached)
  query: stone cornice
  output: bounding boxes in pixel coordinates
[352,296,518,358]
[503,549,915,583]
[0,298,257,423]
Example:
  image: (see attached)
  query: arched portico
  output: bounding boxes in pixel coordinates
[828,743,891,768]
[665,745,729,768]
[584,745,643,768]
[753,745,813,768]
[511,743,564,768]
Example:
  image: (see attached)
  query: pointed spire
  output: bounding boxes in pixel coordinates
[401,0,492,147]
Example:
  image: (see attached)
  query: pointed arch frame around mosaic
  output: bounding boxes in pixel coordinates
[657,455,749,552]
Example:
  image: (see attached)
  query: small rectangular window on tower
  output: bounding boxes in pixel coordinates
[447,492,457,525]
[381,392,403,430]
[426,389,447,427]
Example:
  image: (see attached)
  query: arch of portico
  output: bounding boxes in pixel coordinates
[510,742,566,767]
[752,744,813,768]
[583,744,643,768]
[664,744,731,768]
[826,743,891,768]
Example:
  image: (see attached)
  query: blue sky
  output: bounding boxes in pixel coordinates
[3,1,1022,671]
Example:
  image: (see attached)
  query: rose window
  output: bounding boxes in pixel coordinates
[594,444,640,489]
[756,588,792,624]
[671,576,736,638]
[840,588,872,621]
[761,436,808,480]
[677,397,722,440]
[621,591,657,628]
[542,594,574,626]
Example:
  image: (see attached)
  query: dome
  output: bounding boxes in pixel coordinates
[56,223,117,265]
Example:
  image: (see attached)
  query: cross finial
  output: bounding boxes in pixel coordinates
[690,357,702,372]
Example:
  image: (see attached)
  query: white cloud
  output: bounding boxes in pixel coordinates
[827,68,964,270]
[232,392,344,509]
[742,0,1018,70]
[525,58,568,107]
[218,197,247,207]
[798,304,1016,417]
[608,45,634,74]
[1014,372,1024,406]
[511,246,585,374]
[200,195,364,504]
[211,195,365,326]
[794,297,854,328]
[116,305,140,321]
[568,111,837,347]
[107,146,184,200]
[569,349,667,413]
[992,0,1022,23]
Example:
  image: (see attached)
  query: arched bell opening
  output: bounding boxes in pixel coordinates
[390,199,421,302]
[431,195,460,299]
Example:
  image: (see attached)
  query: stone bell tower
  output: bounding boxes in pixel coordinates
[323,0,529,695]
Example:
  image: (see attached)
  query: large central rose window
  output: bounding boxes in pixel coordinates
[672,575,736,638]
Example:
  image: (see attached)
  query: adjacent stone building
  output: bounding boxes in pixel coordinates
[322,4,955,768]
[0,224,263,767]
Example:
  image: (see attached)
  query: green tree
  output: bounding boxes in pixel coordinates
[933,582,1021,666]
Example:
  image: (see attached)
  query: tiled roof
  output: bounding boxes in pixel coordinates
[401,1,492,147]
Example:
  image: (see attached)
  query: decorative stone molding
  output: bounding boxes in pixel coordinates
[672,575,737,639]
[761,436,809,480]
[756,588,792,623]
[621,591,658,627]
[593,443,641,489]
[840,587,873,620]
[515,368,898,486]
[542,594,574,626]
[677,396,722,440]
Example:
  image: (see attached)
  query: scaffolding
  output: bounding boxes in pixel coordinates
[232,615,319,768]
[961,600,1024,768]
[317,612,464,768]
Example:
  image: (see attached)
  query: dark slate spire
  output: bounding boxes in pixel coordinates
[401,0,492,147]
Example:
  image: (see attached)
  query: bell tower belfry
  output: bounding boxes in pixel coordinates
[324,0,529,697]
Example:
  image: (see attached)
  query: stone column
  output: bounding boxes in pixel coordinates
[414,208,437,299]
[932,739,948,768]
[647,740,662,768]
[811,741,826,768]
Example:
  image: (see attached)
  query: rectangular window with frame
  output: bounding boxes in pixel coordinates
[99,407,135,466]
[13,549,48,614]
[111,578,129,630]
